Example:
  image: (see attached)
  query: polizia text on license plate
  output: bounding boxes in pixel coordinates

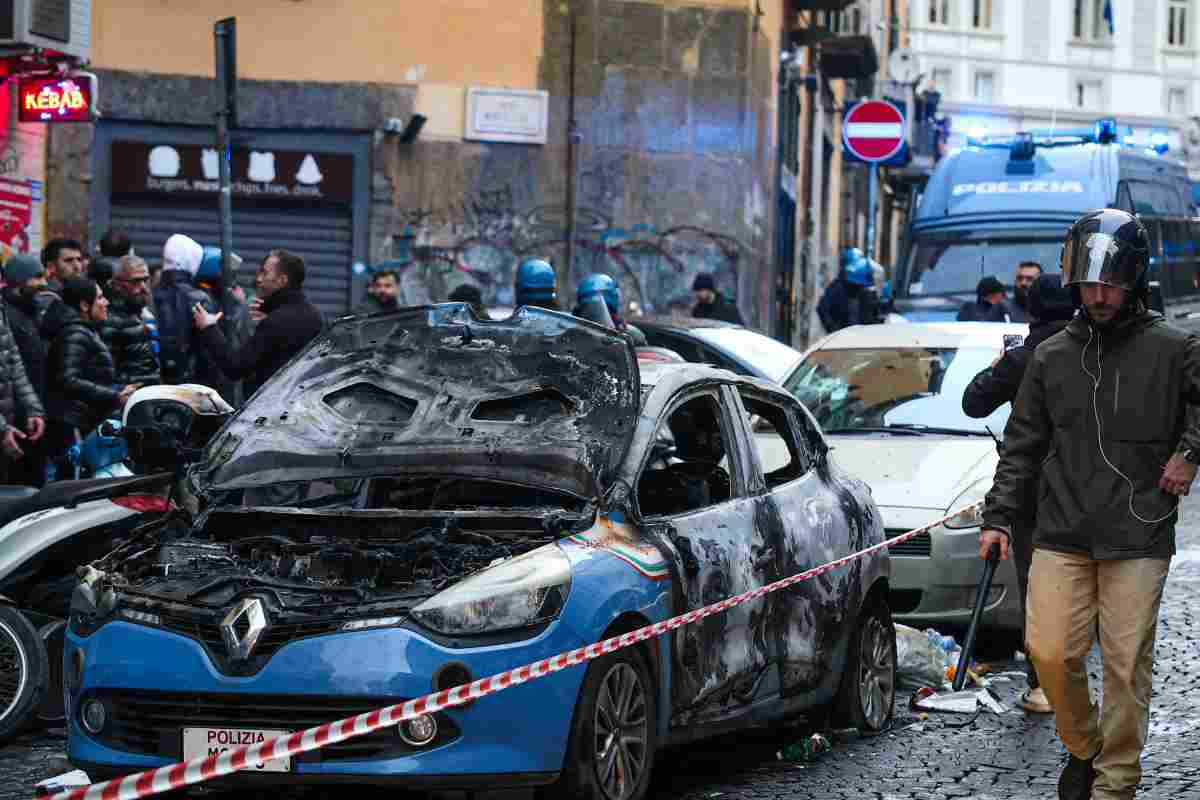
[181,727,292,772]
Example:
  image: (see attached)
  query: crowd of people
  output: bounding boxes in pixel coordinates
[0,231,323,486]
[0,233,739,488]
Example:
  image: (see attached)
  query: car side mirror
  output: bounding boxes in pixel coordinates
[1148,280,1165,313]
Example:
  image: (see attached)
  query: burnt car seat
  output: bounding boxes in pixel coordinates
[636,404,731,517]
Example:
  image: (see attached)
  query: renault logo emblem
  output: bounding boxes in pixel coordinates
[220,598,268,660]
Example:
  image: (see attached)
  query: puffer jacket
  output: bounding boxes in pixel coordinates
[100,297,161,386]
[983,308,1200,560]
[42,303,122,432]
[1,288,47,411]
[0,305,44,433]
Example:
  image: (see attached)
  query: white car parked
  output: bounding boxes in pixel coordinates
[778,322,1030,643]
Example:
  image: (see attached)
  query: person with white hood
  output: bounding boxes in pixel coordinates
[153,233,219,385]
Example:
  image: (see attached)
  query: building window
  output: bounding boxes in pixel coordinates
[972,0,993,29]
[929,0,950,26]
[974,71,996,103]
[1075,79,1103,108]
[1168,86,1189,115]
[1168,0,1190,47]
[932,67,953,96]
[1073,0,1111,42]
[825,5,863,34]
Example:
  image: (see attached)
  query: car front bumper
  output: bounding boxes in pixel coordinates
[882,506,1022,633]
[65,618,590,783]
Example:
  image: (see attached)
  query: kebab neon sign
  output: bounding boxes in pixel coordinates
[17,75,95,123]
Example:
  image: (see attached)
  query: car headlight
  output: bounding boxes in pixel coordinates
[944,479,990,529]
[410,545,571,636]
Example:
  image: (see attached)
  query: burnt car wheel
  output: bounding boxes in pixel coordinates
[0,606,47,743]
[834,594,896,732]
[551,648,658,800]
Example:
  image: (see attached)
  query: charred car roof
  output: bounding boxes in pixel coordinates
[198,304,641,500]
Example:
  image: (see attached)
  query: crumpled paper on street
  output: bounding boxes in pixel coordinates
[913,688,1007,714]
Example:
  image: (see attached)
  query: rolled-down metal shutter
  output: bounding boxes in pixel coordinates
[108,203,353,318]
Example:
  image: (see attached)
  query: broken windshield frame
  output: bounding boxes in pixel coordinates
[784,346,1010,436]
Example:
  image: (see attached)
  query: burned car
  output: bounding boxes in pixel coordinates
[65,305,893,800]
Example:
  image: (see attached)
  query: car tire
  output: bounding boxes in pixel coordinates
[834,594,896,733]
[549,648,658,800]
[0,605,48,744]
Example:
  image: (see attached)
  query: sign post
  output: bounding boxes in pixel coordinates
[214,18,237,293]
[842,99,905,261]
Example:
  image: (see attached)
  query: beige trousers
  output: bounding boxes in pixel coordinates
[1027,548,1170,800]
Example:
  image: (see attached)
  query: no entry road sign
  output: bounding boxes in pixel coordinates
[843,99,905,162]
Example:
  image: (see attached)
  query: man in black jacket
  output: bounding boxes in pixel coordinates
[957,275,1015,322]
[691,273,744,325]
[981,210,1200,800]
[2,254,50,484]
[102,255,161,388]
[357,268,400,315]
[961,273,1075,715]
[192,249,323,400]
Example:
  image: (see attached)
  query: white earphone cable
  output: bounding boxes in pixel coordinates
[1081,325,1178,525]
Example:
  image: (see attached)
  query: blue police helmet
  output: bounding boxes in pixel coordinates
[844,257,874,288]
[577,273,620,314]
[841,247,865,268]
[515,257,557,301]
[196,246,242,284]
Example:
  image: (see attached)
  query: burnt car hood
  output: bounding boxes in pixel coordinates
[197,304,641,500]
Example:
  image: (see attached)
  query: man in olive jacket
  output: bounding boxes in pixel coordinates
[980,210,1200,800]
[962,272,1077,715]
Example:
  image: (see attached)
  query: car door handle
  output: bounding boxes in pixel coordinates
[1175,311,1200,320]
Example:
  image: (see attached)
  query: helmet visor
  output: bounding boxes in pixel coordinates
[1062,232,1139,290]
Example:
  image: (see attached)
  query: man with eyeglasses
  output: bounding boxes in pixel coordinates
[100,255,161,388]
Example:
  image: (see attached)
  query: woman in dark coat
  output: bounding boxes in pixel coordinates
[42,278,140,479]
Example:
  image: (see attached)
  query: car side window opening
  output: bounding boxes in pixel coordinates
[637,393,738,518]
[738,390,810,488]
[1162,218,1200,300]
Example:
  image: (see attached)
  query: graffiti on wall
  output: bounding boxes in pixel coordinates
[377,187,746,318]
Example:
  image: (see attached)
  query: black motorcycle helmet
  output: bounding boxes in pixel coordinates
[1060,209,1151,304]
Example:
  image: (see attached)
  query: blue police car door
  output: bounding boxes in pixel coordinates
[634,387,778,725]
[731,384,853,698]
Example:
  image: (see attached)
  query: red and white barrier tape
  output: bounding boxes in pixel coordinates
[43,501,984,800]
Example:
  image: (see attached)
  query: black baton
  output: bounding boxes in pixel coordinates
[953,542,1000,692]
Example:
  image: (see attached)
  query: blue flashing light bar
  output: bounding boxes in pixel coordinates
[963,118,1169,155]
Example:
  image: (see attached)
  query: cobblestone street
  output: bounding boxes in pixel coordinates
[4,501,1199,800]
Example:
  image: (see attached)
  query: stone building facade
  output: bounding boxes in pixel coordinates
[45,0,786,329]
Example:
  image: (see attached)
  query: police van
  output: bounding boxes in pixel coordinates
[893,120,1199,328]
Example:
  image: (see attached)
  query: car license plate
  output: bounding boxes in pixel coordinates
[181,727,292,772]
